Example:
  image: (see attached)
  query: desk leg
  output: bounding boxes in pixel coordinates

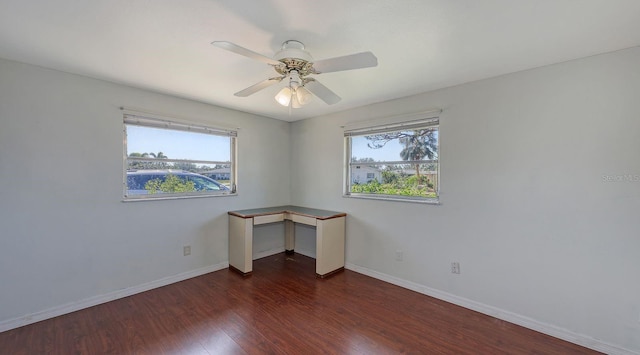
[285,219,295,254]
[315,216,346,278]
[229,215,253,276]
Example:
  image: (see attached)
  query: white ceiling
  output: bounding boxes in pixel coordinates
[1,1,640,122]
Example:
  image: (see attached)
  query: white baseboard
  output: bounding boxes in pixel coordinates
[345,262,637,355]
[0,262,229,333]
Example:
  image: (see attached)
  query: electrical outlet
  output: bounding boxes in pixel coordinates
[395,250,403,261]
[451,262,460,274]
[183,246,191,256]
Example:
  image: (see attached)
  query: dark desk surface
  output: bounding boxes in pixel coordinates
[228,205,346,220]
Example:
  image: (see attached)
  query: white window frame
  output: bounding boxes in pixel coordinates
[122,112,237,201]
[343,114,440,204]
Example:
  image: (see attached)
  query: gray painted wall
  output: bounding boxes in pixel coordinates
[290,47,640,353]
[0,57,290,323]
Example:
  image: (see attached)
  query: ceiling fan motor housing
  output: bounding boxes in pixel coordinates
[274,40,314,76]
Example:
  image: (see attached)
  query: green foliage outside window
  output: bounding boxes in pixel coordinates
[145,174,196,194]
[351,170,436,198]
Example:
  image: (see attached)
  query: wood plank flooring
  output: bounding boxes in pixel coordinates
[0,253,601,354]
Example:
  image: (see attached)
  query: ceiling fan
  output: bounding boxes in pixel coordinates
[211,40,378,108]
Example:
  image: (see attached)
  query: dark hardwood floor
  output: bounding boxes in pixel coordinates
[0,253,600,354]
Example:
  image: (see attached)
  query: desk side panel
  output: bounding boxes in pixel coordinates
[285,219,295,252]
[316,216,346,276]
[229,215,253,274]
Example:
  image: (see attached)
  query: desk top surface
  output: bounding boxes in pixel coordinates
[228,205,346,220]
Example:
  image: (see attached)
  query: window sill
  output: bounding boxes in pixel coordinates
[343,193,440,205]
[122,192,237,202]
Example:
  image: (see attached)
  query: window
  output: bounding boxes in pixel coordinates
[123,112,237,200]
[344,115,439,203]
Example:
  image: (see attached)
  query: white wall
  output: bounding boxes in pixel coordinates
[0,58,290,325]
[291,47,640,353]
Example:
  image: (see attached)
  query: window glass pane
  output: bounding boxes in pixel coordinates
[124,119,235,199]
[126,171,228,196]
[351,129,438,162]
[125,161,226,172]
[126,125,230,162]
[346,124,439,202]
[187,175,222,191]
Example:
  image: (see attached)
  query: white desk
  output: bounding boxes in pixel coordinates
[228,205,346,278]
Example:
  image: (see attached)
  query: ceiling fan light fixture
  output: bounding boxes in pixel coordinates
[275,70,313,108]
[295,86,313,105]
[275,85,313,108]
[275,87,292,106]
[291,93,302,109]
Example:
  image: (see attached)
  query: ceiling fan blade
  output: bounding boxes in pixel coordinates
[212,41,282,66]
[312,52,378,74]
[234,77,283,97]
[305,80,341,105]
